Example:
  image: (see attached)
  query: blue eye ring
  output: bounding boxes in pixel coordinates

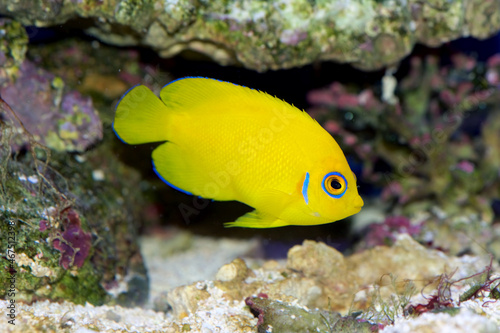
[322,172,347,198]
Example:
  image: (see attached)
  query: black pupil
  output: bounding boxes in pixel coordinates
[331,179,342,190]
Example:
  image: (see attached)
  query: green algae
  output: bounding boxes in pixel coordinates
[246,296,378,333]
[51,260,108,306]
[0,109,148,306]
[114,0,155,29]
[1,1,499,71]
[361,274,416,324]
[0,18,28,82]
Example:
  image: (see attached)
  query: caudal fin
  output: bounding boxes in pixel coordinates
[113,85,170,145]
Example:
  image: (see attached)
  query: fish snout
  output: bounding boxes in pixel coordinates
[353,196,364,209]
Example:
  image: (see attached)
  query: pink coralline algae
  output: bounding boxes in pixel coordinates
[39,220,49,232]
[364,216,422,248]
[0,60,102,153]
[307,52,500,223]
[455,160,475,174]
[52,208,92,269]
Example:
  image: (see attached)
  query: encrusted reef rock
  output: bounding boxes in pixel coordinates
[0,114,149,306]
[1,60,103,152]
[0,18,102,153]
[1,236,499,332]
[0,68,148,307]
[1,1,500,71]
[286,240,359,310]
[245,295,376,333]
[165,236,492,323]
[0,18,28,85]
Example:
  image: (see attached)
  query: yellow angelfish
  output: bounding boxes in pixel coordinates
[113,77,363,228]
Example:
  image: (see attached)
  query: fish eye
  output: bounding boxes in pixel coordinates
[330,179,342,189]
[322,172,347,198]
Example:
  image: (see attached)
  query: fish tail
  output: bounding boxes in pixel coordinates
[113,85,171,144]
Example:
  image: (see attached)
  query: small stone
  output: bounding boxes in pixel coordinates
[92,169,105,181]
[167,284,211,318]
[262,260,279,271]
[215,258,250,282]
[287,240,346,279]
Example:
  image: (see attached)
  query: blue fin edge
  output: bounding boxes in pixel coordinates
[112,84,143,145]
[114,84,142,111]
[152,161,194,196]
[112,121,128,145]
[162,76,251,90]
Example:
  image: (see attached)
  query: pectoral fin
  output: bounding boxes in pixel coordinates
[224,210,290,228]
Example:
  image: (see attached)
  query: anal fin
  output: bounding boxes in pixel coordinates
[224,210,289,228]
[152,142,199,196]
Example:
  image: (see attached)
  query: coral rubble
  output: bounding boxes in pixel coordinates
[1,235,499,332]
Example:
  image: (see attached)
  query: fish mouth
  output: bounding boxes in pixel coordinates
[353,196,364,210]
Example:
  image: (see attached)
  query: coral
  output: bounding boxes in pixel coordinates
[308,52,500,255]
[0,100,148,306]
[0,1,499,71]
[363,215,423,248]
[51,208,92,270]
[0,60,103,153]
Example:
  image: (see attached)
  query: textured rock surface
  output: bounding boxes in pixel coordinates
[2,234,500,332]
[0,21,158,308]
[0,105,148,307]
[0,18,102,153]
[1,0,499,71]
[381,309,498,333]
[163,235,492,317]
[0,18,28,85]
[245,295,376,333]
[1,60,103,153]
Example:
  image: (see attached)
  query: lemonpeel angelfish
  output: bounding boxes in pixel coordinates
[113,77,363,228]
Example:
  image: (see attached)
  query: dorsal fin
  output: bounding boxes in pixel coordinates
[159,77,316,124]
